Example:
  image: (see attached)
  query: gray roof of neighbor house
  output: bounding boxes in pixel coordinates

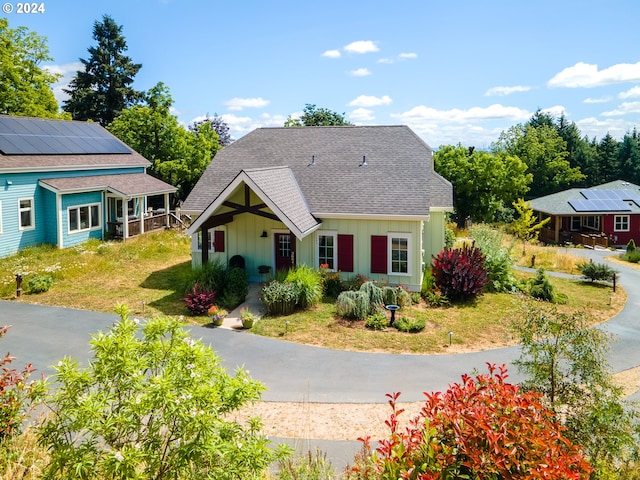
[0,116,149,172]
[530,180,640,215]
[182,125,453,217]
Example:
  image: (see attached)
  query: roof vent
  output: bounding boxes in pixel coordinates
[359,155,368,167]
[308,155,316,166]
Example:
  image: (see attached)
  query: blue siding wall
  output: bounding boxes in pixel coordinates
[61,191,103,248]
[0,167,145,257]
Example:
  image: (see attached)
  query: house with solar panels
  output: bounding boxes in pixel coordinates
[182,125,453,290]
[530,180,640,248]
[0,115,177,258]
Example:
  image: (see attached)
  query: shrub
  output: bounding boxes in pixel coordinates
[525,268,567,303]
[444,223,456,248]
[0,326,43,441]
[622,250,640,263]
[183,260,225,295]
[26,274,53,294]
[393,316,425,333]
[365,312,389,331]
[470,224,518,293]
[336,290,369,320]
[220,266,249,309]
[38,305,288,479]
[577,261,616,283]
[352,365,593,479]
[183,283,216,315]
[627,238,636,252]
[343,273,368,291]
[275,449,335,480]
[285,265,322,309]
[359,281,384,308]
[321,269,343,298]
[261,280,297,315]
[431,244,488,302]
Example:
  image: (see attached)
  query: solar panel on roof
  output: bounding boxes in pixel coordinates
[0,117,131,155]
[569,198,631,212]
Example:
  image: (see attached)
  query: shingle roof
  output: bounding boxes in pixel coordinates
[39,173,176,197]
[530,180,640,215]
[182,125,453,217]
[0,116,149,172]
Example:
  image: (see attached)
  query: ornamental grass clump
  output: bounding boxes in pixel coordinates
[285,265,322,309]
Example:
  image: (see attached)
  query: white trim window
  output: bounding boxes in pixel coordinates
[581,216,600,231]
[18,197,34,230]
[389,233,411,275]
[614,215,630,232]
[68,203,101,233]
[570,216,581,231]
[317,231,337,270]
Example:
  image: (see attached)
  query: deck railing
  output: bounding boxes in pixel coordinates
[107,211,184,239]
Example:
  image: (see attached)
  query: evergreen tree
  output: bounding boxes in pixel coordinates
[63,15,143,126]
[617,130,640,184]
[189,114,233,147]
[597,133,621,184]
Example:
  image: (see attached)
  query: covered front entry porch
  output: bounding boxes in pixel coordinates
[106,192,179,240]
[537,213,613,248]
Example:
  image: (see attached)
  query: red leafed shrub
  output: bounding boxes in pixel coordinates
[183,283,216,315]
[354,364,592,480]
[1,325,38,440]
[431,244,488,301]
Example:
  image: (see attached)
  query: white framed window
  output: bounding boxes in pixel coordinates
[614,215,630,232]
[570,216,581,231]
[317,231,337,270]
[68,203,101,233]
[18,197,34,230]
[388,233,411,275]
[581,216,600,231]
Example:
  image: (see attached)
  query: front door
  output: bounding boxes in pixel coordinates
[275,232,296,271]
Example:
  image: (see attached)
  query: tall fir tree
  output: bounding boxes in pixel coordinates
[63,15,142,126]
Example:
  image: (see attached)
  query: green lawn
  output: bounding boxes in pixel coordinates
[0,229,625,353]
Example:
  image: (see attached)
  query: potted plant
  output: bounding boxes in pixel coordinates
[208,305,228,326]
[239,308,256,329]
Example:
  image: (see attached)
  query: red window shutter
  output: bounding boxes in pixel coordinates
[337,234,354,272]
[213,230,225,252]
[370,235,387,274]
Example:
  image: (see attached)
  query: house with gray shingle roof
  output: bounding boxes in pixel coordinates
[183,125,453,290]
[530,180,640,248]
[0,115,176,257]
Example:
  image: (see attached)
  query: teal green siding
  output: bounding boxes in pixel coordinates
[61,192,104,248]
[0,167,145,257]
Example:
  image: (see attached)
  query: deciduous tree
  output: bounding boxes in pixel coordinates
[0,18,61,118]
[108,82,220,200]
[190,114,233,147]
[510,198,550,254]
[284,104,352,126]
[434,144,531,225]
[63,15,143,126]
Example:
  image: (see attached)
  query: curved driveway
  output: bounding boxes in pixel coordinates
[1,248,638,404]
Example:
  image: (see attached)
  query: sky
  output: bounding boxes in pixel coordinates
[5,0,640,148]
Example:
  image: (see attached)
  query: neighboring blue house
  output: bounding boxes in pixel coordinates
[0,116,177,258]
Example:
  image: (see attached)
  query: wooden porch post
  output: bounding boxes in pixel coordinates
[164,193,170,227]
[555,217,560,243]
[201,227,208,265]
[139,197,145,235]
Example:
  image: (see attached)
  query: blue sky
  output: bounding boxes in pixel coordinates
[5,0,640,148]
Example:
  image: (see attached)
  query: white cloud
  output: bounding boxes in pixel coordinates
[540,105,567,118]
[322,49,341,58]
[548,61,640,88]
[224,97,270,111]
[484,85,531,96]
[44,61,83,105]
[348,95,392,107]
[377,58,394,64]
[344,40,379,54]
[349,68,372,77]
[584,96,612,104]
[602,101,640,117]
[575,116,630,140]
[398,52,417,60]
[349,108,375,121]
[392,103,531,124]
[214,112,286,138]
[619,86,640,99]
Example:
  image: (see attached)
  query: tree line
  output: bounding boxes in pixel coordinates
[2,15,639,212]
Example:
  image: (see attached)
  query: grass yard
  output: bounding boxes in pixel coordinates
[0,229,626,354]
